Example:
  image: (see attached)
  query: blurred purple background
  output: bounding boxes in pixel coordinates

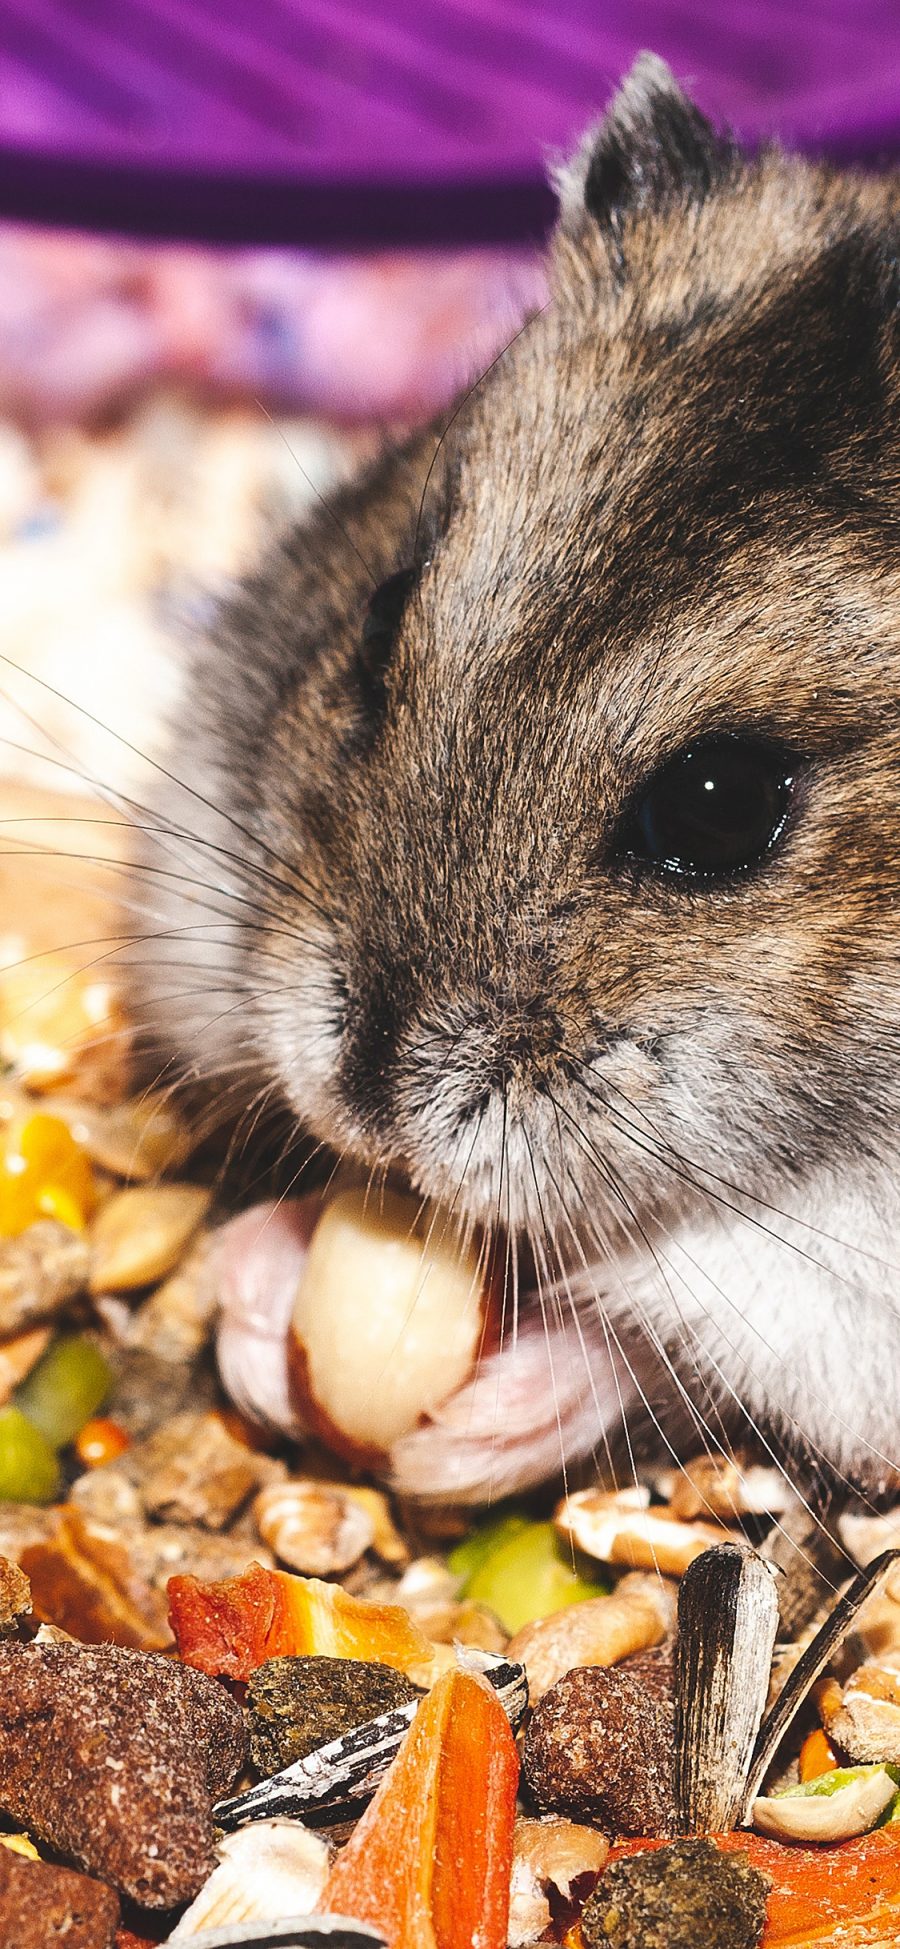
[0,1,898,245]
[0,3,896,421]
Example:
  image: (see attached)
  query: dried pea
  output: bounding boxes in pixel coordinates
[0,1406,59,1503]
[15,1335,112,1448]
[452,1516,604,1633]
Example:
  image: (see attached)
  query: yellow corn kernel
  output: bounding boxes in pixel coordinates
[36,1186,87,1232]
[0,1113,95,1236]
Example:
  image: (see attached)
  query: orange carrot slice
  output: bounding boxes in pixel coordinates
[320,1666,519,1949]
[167,1558,435,1682]
[798,1729,839,1784]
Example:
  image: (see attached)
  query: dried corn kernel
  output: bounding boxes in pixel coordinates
[0,1113,95,1237]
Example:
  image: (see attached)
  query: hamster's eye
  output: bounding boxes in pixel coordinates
[626,735,795,878]
[359,567,415,704]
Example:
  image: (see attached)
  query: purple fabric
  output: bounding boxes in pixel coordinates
[0,1,897,244]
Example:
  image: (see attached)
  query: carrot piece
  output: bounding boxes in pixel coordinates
[320,1667,519,1949]
[609,1827,900,1946]
[798,1728,839,1784]
[167,1558,435,1682]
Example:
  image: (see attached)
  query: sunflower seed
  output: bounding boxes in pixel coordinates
[213,1647,527,1831]
[674,1543,779,1834]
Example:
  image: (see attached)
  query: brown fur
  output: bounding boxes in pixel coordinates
[137,57,900,1498]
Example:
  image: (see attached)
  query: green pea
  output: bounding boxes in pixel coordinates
[454,1516,606,1633]
[448,1512,530,1585]
[15,1333,112,1448]
[0,1405,59,1502]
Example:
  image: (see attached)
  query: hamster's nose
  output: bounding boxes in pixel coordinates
[339,965,565,1144]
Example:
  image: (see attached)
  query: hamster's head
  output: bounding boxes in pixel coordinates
[237,63,900,1231]
[145,59,900,1485]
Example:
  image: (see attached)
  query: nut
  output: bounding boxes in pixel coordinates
[669,1455,793,1523]
[289,1185,490,1461]
[816,1657,900,1763]
[508,1573,677,1703]
[509,1816,608,1947]
[556,1488,728,1576]
[255,1479,375,1576]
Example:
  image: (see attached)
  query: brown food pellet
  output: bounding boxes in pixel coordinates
[579,1837,768,1949]
[0,1847,120,1949]
[523,1665,676,1836]
[0,1639,246,1908]
[247,1654,422,1774]
[617,1641,675,1700]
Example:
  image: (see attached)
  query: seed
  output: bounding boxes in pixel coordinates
[169,1821,331,1939]
[673,1544,779,1835]
[255,1481,375,1576]
[89,1183,211,1292]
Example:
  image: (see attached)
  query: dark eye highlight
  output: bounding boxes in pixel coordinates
[358,566,415,707]
[625,735,796,879]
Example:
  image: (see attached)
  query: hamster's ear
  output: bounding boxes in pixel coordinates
[557,53,739,242]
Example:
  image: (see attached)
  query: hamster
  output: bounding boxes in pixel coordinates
[135,55,900,1504]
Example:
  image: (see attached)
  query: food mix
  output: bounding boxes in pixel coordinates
[0,916,900,1947]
